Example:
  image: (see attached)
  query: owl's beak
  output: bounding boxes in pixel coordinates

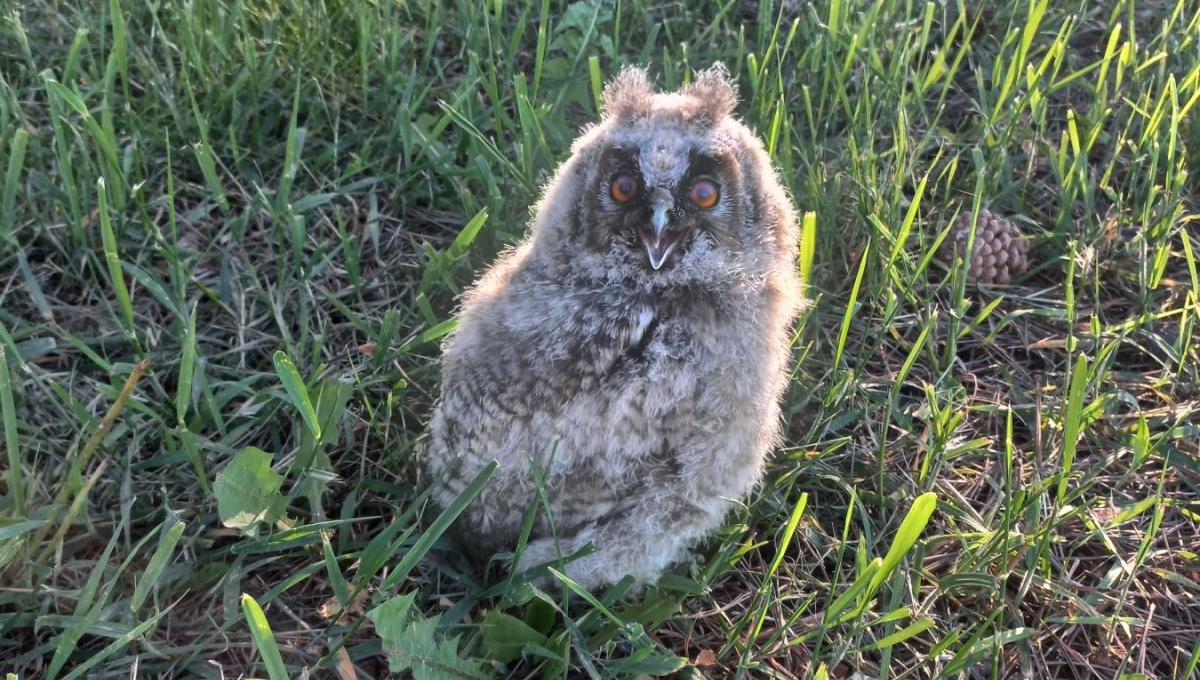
[642,199,679,270]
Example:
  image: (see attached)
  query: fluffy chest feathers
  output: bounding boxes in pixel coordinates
[447,272,759,474]
[504,274,764,394]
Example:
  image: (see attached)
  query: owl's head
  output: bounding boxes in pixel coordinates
[530,64,795,287]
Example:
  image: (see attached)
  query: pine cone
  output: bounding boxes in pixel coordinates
[942,209,1030,284]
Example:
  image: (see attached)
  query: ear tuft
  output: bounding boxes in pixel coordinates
[682,63,738,123]
[602,65,654,121]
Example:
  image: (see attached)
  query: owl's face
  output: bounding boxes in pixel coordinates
[532,65,793,287]
[589,133,741,271]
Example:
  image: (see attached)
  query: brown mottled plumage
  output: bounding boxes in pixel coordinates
[423,64,804,589]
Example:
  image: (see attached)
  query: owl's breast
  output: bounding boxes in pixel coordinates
[438,272,778,471]
[598,295,771,422]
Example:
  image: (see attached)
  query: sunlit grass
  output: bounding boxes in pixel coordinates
[0,0,1197,677]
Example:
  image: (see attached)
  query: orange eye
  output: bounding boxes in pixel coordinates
[689,179,720,209]
[610,174,639,203]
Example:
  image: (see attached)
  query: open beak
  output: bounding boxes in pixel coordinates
[640,199,681,270]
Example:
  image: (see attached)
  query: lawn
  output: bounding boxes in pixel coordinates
[1,0,1199,677]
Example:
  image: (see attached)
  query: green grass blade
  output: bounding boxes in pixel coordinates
[272,350,322,442]
[828,557,882,624]
[942,627,1035,676]
[548,567,651,645]
[320,529,350,607]
[0,346,23,516]
[865,618,935,651]
[1,128,29,245]
[833,241,871,370]
[532,0,550,97]
[397,318,458,354]
[122,261,183,321]
[798,211,816,297]
[447,209,489,260]
[191,140,229,213]
[130,517,185,615]
[275,79,303,214]
[379,460,497,592]
[176,301,198,426]
[45,521,124,680]
[178,427,211,496]
[96,178,135,338]
[16,248,53,321]
[59,607,173,680]
[241,593,290,680]
[588,55,603,114]
[0,519,44,542]
[1184,634,1200,679]
[1056,355,1089,504]
[42,78,120,181]
[869,492,937,594]
[742,492,808,658]
[886,172,927,268]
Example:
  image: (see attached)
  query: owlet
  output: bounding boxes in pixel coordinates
[424,64,804,589]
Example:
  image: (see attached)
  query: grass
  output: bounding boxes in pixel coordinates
[1,0,1198,677]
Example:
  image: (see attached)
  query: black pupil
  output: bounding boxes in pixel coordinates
[696,182,714,200]
[616,176,635,197]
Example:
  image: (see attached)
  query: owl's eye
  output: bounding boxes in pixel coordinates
[610,174,639,203]
[689,179,720,209]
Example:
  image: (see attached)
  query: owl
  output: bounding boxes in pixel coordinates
[423,64,803,590]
